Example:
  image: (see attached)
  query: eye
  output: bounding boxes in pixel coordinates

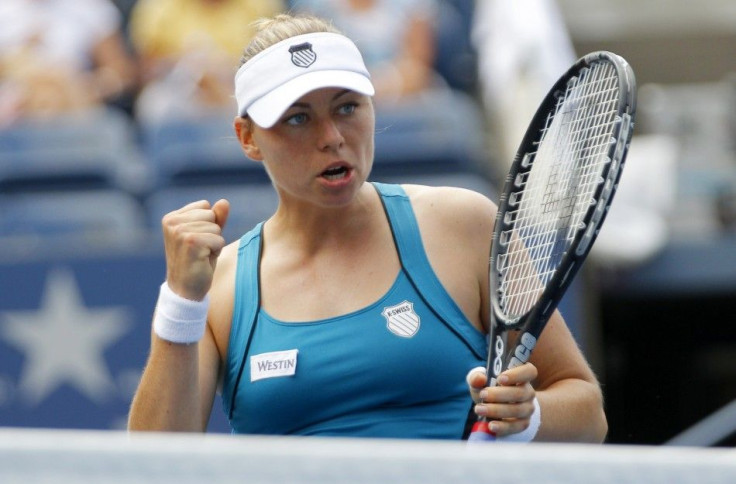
[337,102,358,115]
[284,112,308,126]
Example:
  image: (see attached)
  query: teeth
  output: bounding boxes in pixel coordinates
[324,172,346,180]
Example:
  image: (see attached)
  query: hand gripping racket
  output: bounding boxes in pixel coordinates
[468,51,637,441]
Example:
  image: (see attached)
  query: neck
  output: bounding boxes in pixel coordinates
[264,182,381,255]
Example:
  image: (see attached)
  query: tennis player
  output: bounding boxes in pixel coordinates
[128,13,607,442]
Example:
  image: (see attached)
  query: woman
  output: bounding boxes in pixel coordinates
[128,13,607,442]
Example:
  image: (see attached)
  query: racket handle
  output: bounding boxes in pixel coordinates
[467,421,496,442]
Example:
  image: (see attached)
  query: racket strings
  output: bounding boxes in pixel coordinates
[540,63,619,230]
[498,61,621,319]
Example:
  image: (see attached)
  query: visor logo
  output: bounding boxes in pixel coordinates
[289,42,316,68]
[382,300,421,338]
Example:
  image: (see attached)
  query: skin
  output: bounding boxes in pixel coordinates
[128,86,607,442]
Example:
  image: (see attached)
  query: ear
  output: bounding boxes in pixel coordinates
[234,116,263,161]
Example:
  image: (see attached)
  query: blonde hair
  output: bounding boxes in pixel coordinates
[239,14,342,67]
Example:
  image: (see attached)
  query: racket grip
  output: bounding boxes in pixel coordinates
[467,421,496,442]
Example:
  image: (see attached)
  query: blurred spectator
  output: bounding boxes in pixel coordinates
[128,0,285,124]
[471,0,576,172]
[0,0,139,126]
[291,0,443,105]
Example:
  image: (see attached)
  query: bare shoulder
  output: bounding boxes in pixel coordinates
[397,184,496,332]
[401,183,497,271]
[400,184,498,234]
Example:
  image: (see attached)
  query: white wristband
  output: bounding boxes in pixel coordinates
[497,396,541,443]
[153,282,209,344]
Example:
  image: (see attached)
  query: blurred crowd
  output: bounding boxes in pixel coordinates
[0,0,285,126]
[0,0,583,248]
[0,0,576,158]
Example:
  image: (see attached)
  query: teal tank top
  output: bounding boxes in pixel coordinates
[221,183,487,439]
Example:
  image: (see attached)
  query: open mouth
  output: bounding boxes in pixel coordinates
[321,165,350,180]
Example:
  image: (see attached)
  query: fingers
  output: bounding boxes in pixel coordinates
[485,411,535,437]
[163,202,227,258]
[466,366,487,403]
[474,390,536,437]
[162,200,229,300]
[171,199,218,215]
[212,199,230,231]
[495,361,538,386]
[164,200,226,237]
[472,362,538,438]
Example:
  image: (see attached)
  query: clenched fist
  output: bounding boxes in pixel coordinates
[161,199,230,301]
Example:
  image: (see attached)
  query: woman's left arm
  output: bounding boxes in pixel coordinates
[469,311,608,443]
[528,310,608,442]
[409,185,606,442]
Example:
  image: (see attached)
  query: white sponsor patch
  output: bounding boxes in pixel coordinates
[250,349,298,382]
[382,300,421,338]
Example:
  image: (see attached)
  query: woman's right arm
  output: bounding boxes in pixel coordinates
[127,321,221,431]
[128,200,230,432]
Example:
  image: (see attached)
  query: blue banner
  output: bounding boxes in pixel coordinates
[0,250,230,432]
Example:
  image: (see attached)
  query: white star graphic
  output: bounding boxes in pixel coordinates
[0,267,131,405]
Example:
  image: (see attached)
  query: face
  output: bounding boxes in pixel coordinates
[237,88,375,208]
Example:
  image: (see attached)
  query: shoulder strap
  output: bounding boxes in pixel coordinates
[222,222,263,420]
[372,183,486,359]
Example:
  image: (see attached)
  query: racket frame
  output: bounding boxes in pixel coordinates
[485,50,637,386]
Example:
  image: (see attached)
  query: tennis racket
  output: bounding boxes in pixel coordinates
[468,51,637,441]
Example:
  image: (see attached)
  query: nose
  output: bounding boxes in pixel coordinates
[316,117,345,151]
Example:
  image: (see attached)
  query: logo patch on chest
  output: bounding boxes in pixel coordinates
[250,349,298,382]
[382,300,421,338]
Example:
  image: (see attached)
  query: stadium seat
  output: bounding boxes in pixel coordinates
[434,0,478,93]
[372,88,491,179]
[0,189,148,249]
[0,108,149,195]
[140,115,267,189]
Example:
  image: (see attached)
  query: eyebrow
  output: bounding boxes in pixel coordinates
[288,89,353,110]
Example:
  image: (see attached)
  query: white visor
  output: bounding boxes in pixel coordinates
[234,32,375,128]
